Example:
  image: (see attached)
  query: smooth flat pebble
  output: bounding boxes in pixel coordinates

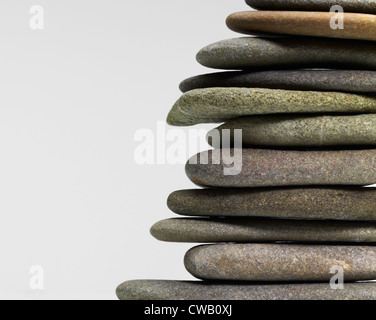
[245,0,376,14]
[116,280,376,300]
[196,37,376,70]
[208,114,376,148]
[227,11,376,41]
[179,70,376,93]
[167,188,376,220]
[167,88,376,126]
[184,244,376,281]
[186,149,376,187]
[151,218,376,243]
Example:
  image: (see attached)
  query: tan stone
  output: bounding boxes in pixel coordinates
[227,11,376,41]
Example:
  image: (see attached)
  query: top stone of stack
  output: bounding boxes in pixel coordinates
[226,11,376,41]
[246,0,376,14]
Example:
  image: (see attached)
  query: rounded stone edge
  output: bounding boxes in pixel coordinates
[150,219,181,242]
[167,190,182,214]
[184,245,210,281]
[116,280,147,300]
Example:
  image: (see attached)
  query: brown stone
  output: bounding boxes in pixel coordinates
[227,11,376,41]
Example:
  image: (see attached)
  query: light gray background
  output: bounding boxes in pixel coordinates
[0,0,253,300]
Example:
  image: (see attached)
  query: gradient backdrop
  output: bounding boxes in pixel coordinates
[0,0,367,300]
[0,0,254,300]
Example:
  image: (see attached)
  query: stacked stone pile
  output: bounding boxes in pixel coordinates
[117,0,376,300]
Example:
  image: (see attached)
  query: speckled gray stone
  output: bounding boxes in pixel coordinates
[227,11,376,41]
[179,70,376,93]
[167,88,376,126]
[116,280,376,300]
[246,0,376,14]
[197,37,376,70]
[151,218,376,243]
[185,244,376,281]
[208,114,376,148]
[186,149,376,187]
[168,188,376,220]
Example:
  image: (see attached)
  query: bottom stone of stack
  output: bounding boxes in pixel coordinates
[151,218,376,243]
[116,280,376,300]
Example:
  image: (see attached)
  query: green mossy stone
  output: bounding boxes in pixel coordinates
[208,114,376,148]
[168,88,376,126]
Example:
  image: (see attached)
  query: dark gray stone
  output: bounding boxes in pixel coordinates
[179,70,376,93]
[246,0,376,14]
[197,37,376,70]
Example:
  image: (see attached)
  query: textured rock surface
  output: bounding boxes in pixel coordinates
[197,37,376,70]
[179,70,376,93]
[116,280,376,300]
[151,218,376,243]
[168,188,376,220]
[167,88,376,126]
[185,244,376,281]
[208,114,376,147]
[186,149,376,187]
[227,11,376,41]
[246,0,376,14]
